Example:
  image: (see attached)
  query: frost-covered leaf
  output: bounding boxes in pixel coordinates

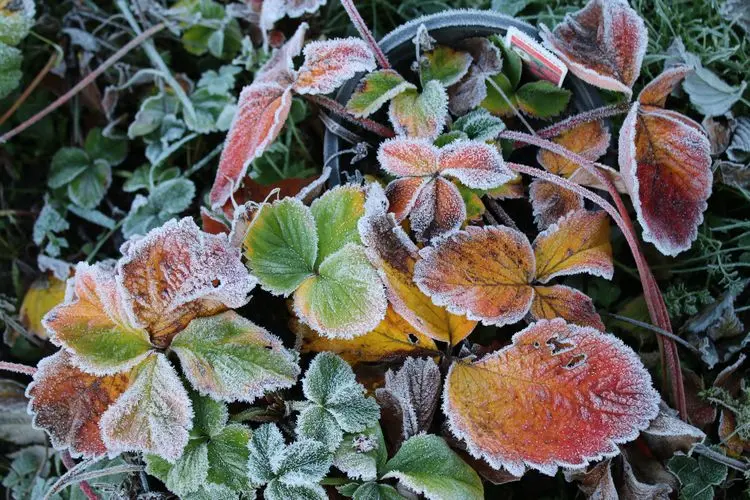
[345,482,404,500]
[311,185,366,266]
[18,273,66,341]
[27,350,130,458]
[121,178,196,239]
[172,311,299,402]
[298,352,380,450]
[375,357,441,440]
[293,244,386,338]
[146,440,209,497]
[272,438,332,485]
[265,480,327,500]
[452,109,506,142]
[0,379,45,445]
[529,179,584,230]
[382,434,483,500]
[118,217,256,348]
[185,87,237,133]
[668,454,727,500]
[414,225,535,326]
[638,65,693,108]
[248,423,286,485]
[533,210,613,283]
[0,43,22,98]
[346,70,415,118]
[388,81,448,140]
[333,425,387,481]
[448,38,503,115]
[296,305,437,364]
[293,38,376,95]
[683,66,747,117]
[358,183,477,344]
[48,148,89,188]
[256,22,307,85]
[192,392,228,438]
[444,319,660,476]
[243,197,318,296]
[44,262,153,374]
[727,117,750,163]
[209,82,292,207]
[720,0,750,34]
[537,119,610,178]
[128,90,181,139]
[419,45,473,87]
[540,0,647,95]
[178,0,241,59]
[618,102,712,256]
[0,0,34,46]
[84,128,128,167]
[100,352,192,462]
[515,81,571,119]
[530,284,605,331]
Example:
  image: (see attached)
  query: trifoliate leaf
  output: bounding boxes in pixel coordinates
[206,424,253,492]
[296,405,343,453]
[171,311,299,403]
[83,128,128,166]
[185,87,237,133]
[381,434,483,500]
[123,163,181,193]
[32,203,69,256]
[668,454,727,500]
[683,66,747,117]
[515,80,571,119]
[333,425,387,481]
[311,185,366,266]
[346,70,416,118]
[122,178,196,238]
[451,109,505,142]
[419,45,473,87]
[298,353,380,450]
[0,43,22,98]
[244,197,318,296]
[197,65,242,95]
[178,0,241,59]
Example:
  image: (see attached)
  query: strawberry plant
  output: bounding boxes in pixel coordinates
[1,0,749,498]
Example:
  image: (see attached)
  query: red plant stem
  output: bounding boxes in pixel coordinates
[0,51,59,127]
[0,360,37,376]
[0,23,165,145]
[306,94,395,138]
[61,452,99,500]
[502,128,687,419]
[339,0,391,69]
[537,102,631,139]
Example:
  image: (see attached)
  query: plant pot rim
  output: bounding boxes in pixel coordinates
[322,9,602,185]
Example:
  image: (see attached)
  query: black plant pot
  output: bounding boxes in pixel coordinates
[322,9,603,185]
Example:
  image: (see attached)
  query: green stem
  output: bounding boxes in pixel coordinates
[86,219,125,263]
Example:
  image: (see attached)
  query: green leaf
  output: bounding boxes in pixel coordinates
[84,128,128,166]
[128,91,181,139]
[185,87,236,133]
[244,197,318,296]
[491,0,533,18]
[515,81,571,119]
[272,438,332,486]
[333,425,387,481]
[146,441,209,497]
[346,69,416,118]
[352,482,405,500]
[0,43,22,99]
[668,454,727,500]
[67,205,116,229]
[311,185,366,267]
[481,73,515,117]
[172,311,299,403]
[434,131,469,147]
[123,164,181,193]
[492,35,522,88]
[191,392,228,438]
[0,380,46,445]
[32,203,69,256]
[298,352,380,450]
[296,405,343,452]
[388,81,448,139]
[248,423,286,485]
[179,0,241,59]
[683,67,747,117]
[452,108,506,142]
[265,480,327,500]
[420,46,473,87]
[206,424,253,492]
[122,178,195,238]
[293,244,387,337]
[0,1,34,46]
[382,434,483,500]
[48,148,90,188]
[197,65,242,95]
[68,158,112,209]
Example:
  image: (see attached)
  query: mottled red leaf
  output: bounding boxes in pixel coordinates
[530,284,605,330]
[638,65,692,108]
[529,179,584,230]
[540,0,647,95]
[293,38,376,95]
[255,23,308,86]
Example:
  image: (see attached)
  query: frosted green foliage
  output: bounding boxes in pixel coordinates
[297,353,380,451]
[247,423,331,500]
[2,446,58,500]
[388,81,449,140]
[0,0,34,46]
[333,425,387,481]
[186,68,239,133]
[128,91,182,138]
[311,186,365,266]
[198,65,242,94]
[122,178,196,239]
[452,109,506,142]
[343,482,405,500]
[0,43,22,99]
[0,380,45,445]
[146,392,253,496]
[668,454,727,500]
[346,70,416,118]
[381,434,483,500]
[32,202,69,257]
[123,163,180,193]
[175,0,242,59]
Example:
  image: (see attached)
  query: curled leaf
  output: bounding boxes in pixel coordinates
[540,0,647,95]
[537,120,611,178]
[293,38,376,95]
[444,319,660,476]
[420,45,473,87]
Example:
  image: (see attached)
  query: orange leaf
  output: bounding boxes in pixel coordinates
[27,351,130,458]
[444,319,660,476]
[18,274,66,340]
[533,210,613,283]
[537,120,610,178]
[540,0,647,95]
[209,83,292,208]
[255,23,308,87]
[529,179,584,230]
[638,65,692,108]
[295,306,438,364]
[359,184,477,345]
[117,218,257,348]
[530,285,605,330]
[293,38,376,95]
[414,225,535,326]
[618,103,712,256]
